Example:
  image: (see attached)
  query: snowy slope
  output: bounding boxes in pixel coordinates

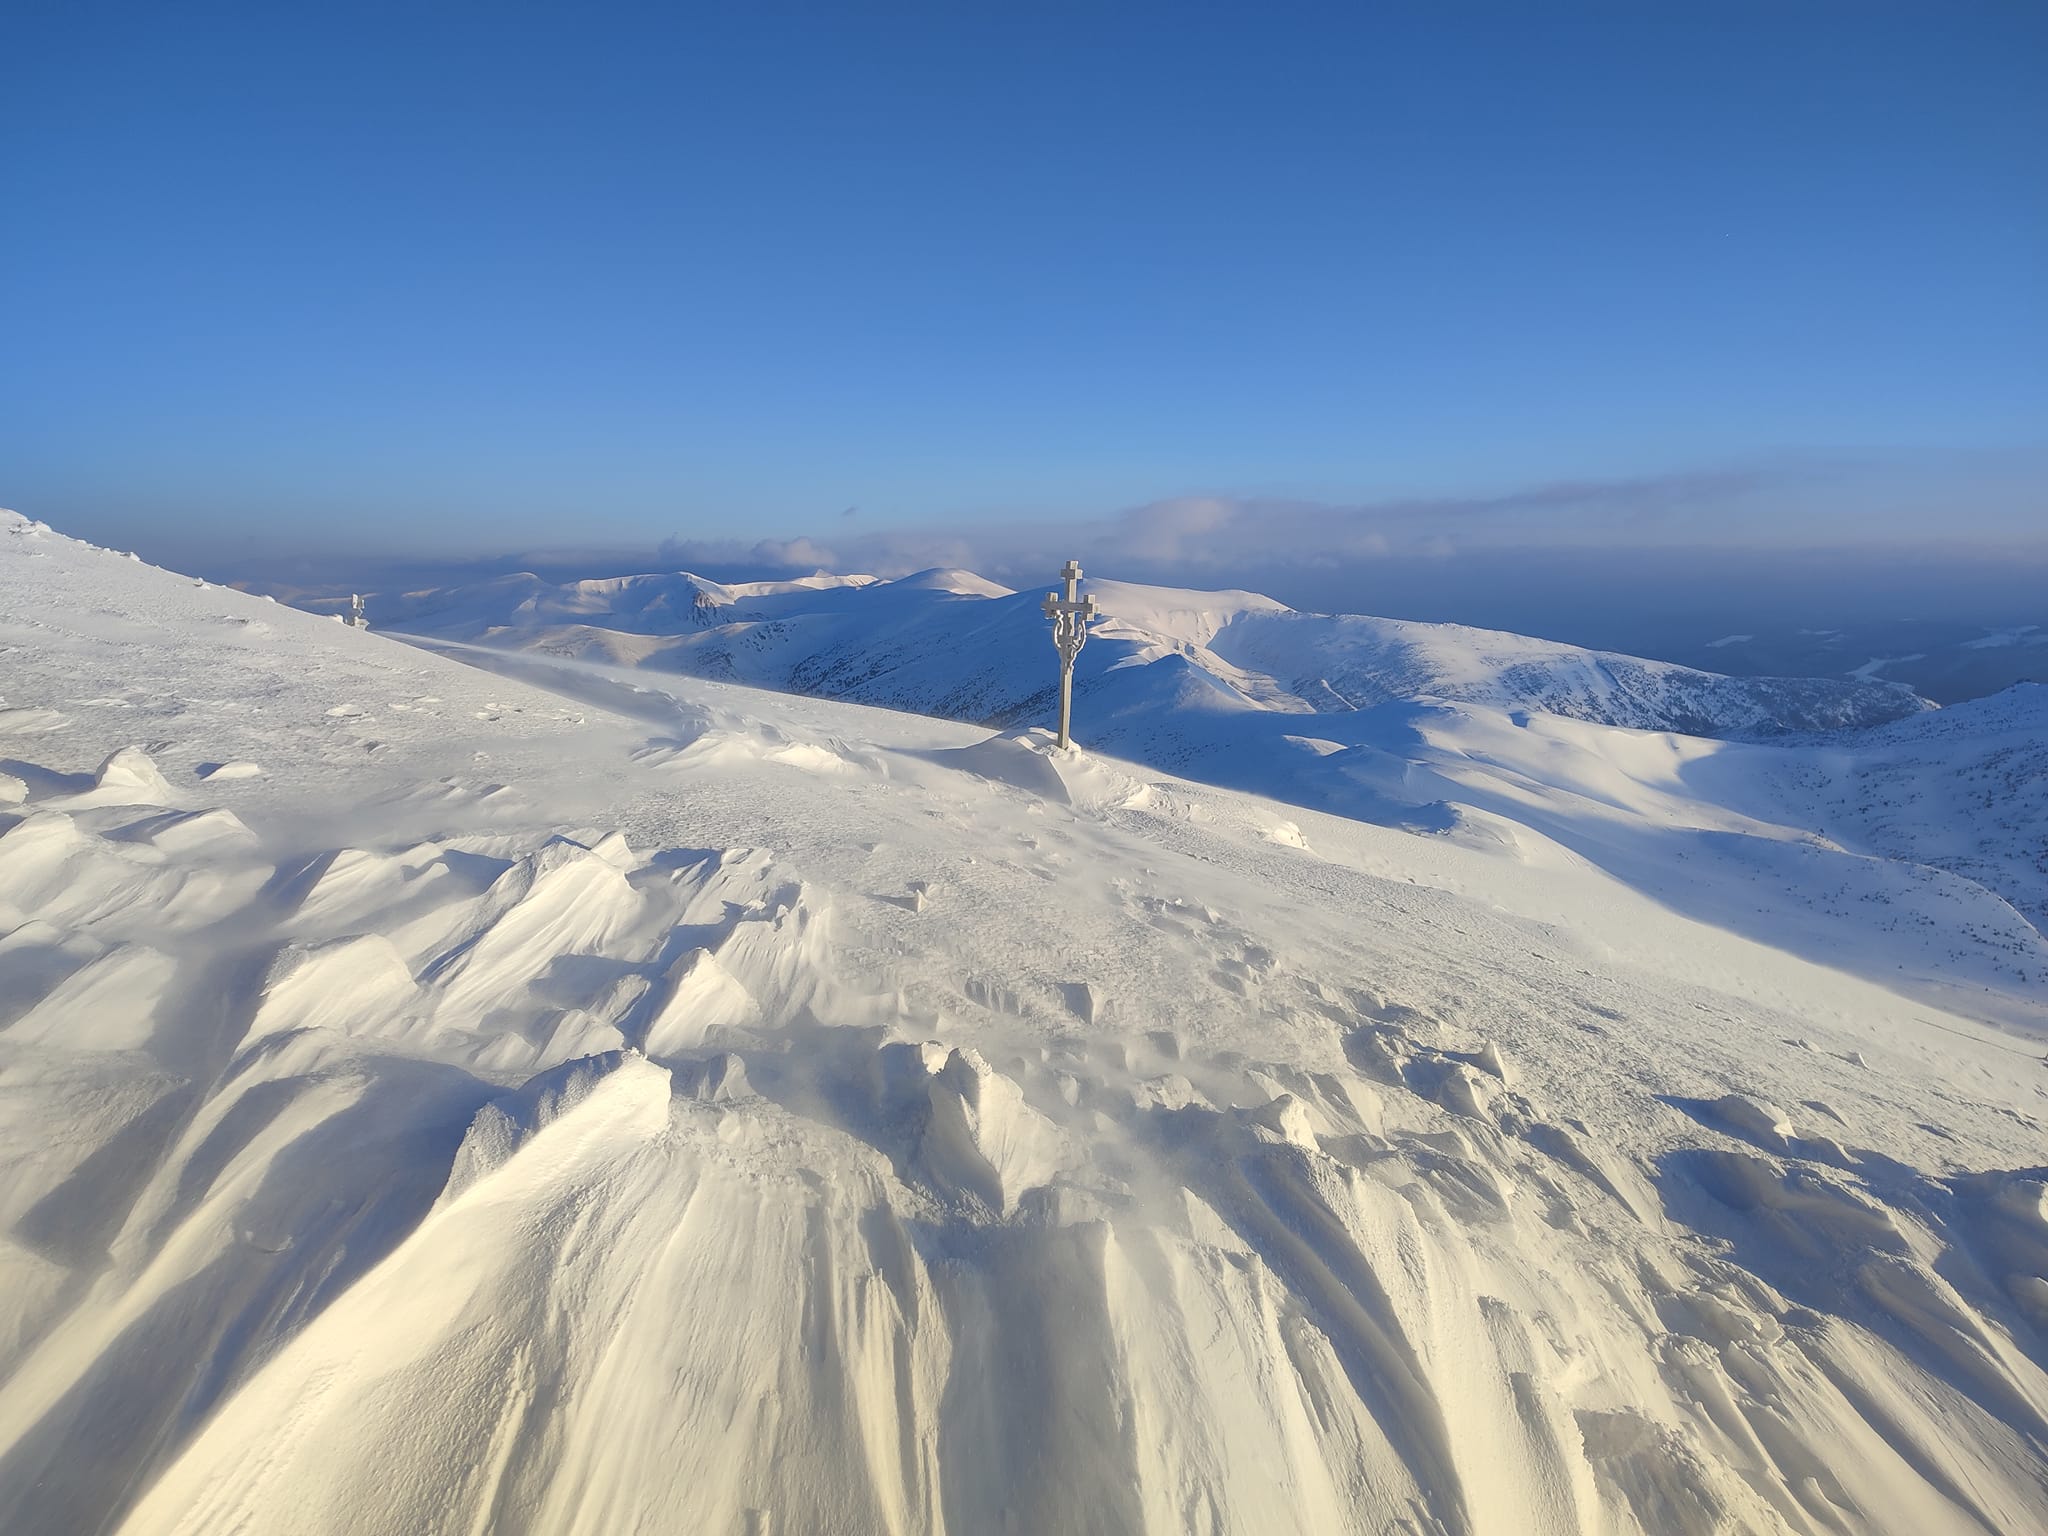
[1781,685,2048,932]
[312,564,1929,739]
[4,511,2047,1536]
[1198,605,1930,734]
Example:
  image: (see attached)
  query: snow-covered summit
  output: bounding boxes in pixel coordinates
[3,510,2045,1535]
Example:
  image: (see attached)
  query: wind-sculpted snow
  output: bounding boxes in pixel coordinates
[3,509,2046,1535]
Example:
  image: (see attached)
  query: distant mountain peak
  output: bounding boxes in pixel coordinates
[336,564,1929,743]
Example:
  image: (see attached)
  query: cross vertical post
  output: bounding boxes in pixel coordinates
[1041,558,1097,750]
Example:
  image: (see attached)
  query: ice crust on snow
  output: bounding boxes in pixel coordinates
[1,507,2045,1535]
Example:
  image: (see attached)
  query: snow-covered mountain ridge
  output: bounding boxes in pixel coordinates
[5,511,2046,1535]
[339,563,2048,972]
[323,563,1930,738]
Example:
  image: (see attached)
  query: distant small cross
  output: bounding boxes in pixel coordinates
[1042,559,1098,749]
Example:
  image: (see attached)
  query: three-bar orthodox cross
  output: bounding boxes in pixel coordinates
[1041,559,1097,750]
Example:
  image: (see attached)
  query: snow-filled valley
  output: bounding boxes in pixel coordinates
[5,510,2047,1535]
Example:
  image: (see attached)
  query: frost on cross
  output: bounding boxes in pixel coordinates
[1041,558,1097,750]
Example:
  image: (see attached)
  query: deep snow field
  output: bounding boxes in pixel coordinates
[3,509,2046,1535]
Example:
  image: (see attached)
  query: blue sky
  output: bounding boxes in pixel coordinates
[3,2,2043,568]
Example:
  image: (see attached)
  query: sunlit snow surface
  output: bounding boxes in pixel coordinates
[2,510,2045,1535]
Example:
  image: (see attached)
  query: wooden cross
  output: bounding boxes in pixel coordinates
[1041,559,1097,749]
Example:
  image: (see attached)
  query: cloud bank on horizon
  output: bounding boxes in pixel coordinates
[649,450,2048,585]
